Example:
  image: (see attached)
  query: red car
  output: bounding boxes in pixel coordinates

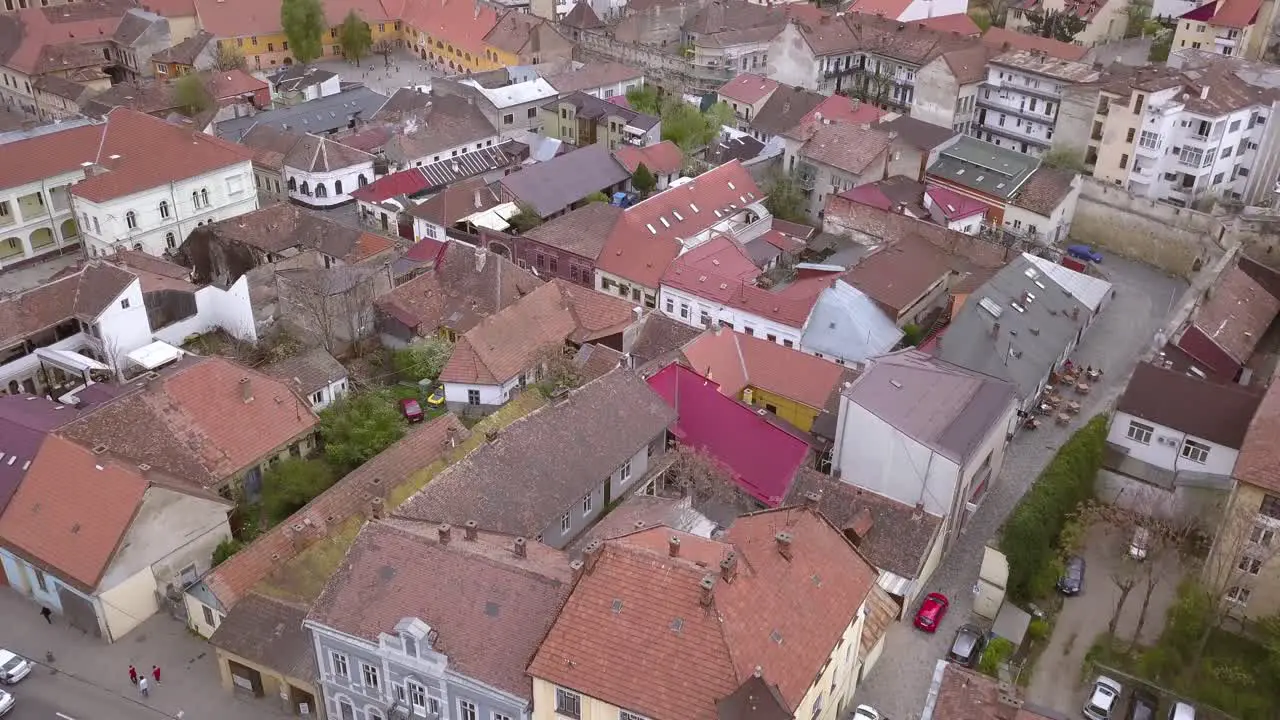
[400,397,425,423]
[913,592,949,633]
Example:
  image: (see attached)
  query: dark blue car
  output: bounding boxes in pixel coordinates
[1067,244,1104,263]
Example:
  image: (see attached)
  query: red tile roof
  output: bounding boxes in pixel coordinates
[71,108,254,204]
[843,232,955,317]
[980,26,1088,61]
[841,183,894,211]
[349,167,430,203]
[717,73,780,104]
[791,94,884,137]
[1234,378,1280,493]
[193,0,395,38]
[208,68,268,99]
[919,12,983,35]
[402,0,500,59]
[598,161,765,289]
[614,140,684,176]
[925,184,987,220]
[646,363,809,506]
[0,1,129,75]
[0,435,148,592]
[682,327,849,409]
[0,122,102,192]
[1180,0,1262,27]
[847,0,913,19]
[1190,265,1280,366]
[528,506,877,719]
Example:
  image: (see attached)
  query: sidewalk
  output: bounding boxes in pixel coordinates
[0,587,289,720]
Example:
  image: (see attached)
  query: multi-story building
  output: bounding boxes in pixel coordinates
[0,122,100,268]
[1006,0,1130,47]
[974,49,1100,158]
[911,45,989,134]
[192,0,402,71]
[0,0,124,119]
[540,91,661,149]
[1171,0,1273,60]
[109,8,172,83]
[433,76,559,140]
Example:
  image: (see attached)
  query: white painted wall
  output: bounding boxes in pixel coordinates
[153,274,258,345]
[307,377,349,411]
[97,565,158,642]
[94,280,154,371]
[1107,410,1239,476]
[658,284,804,347]
[443,375,521,409]
[0,172,84,267]
[896,0,968,20]
[286,160,375,208]
[765,24,822,91]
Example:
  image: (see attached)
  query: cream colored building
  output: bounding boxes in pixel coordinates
[1006,0,1129,47]
[1170,0,1275,60]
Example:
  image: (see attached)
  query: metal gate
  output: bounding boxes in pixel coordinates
[57,587,100,638]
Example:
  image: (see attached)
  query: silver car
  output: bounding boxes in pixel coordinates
[0,651,30,685]
[1084,675,1122,720]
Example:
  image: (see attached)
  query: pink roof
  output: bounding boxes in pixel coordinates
[350,167,430,203]
[925,185,987,221]
[666,234,759,283]
[209,69,268,99]
[717,73,780,105]
[918,12,983,36]
[646,363,809,506]
[1180,0,1261,26]
[789,95,884,138]
[404,238,448,263]
[980,27,1088,61]
[840,184,894,211]
[608,95,632,109]
[847,0,912,19]
[614,140,684,175]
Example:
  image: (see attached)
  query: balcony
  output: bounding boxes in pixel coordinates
[727,214,769,242]
[1135,139,1162,158]
[796,163,818,190]
[976,94,1055,126]
[980,121,1052,148]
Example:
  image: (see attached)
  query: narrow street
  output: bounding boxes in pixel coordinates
[849,257,1186,718]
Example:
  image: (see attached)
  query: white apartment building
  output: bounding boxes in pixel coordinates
[0,122,99,269]
[975,50,1101,158]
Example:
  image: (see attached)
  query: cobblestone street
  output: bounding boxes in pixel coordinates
[849,256,1187,719]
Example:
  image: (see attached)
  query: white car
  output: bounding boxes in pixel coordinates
[1083,675,1123,720]
[0,651,30,685]
[0,688,13,716]
[852,705,882,720]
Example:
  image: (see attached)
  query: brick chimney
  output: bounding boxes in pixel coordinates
[775,531,793,560]
[240,377,253,403]
[1071,306,1080,321]
[720,551,738,583]
[582,539,602,572]
[464,520,478,541]
[570,558,584,580]
[513,536,527,558]
[668,535,681,557]
[437,523,452,545]
[803,491,820,511]
[369,497,384,520]
[699,574,716,607]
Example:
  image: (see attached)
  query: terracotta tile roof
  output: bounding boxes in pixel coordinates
[144,0,198,17]
[1235,374,1280,492]
[716,73,780,105]
[919,12,983,35]
[1117,362,1262,449]
[200,414,466,611]
[60,357,318,489]
[788,94,884,139]
[932,663,1055,720]
[371,94,500,165]
[614,140,684,176]
[597,161,764,288]
[567,494,708,555]
[0,121,102,192]
[798,13,975,63]
[0,0,131,75]
[751,85,826,137]
[980,26,1088,61]
[574,343,626,383]
[940,43,994,84]
[376,242,542,337]
[283,134,374,173]
[482,12,567,56]
[186,203,391,263]
[405,177,510,226]
[543,61,643,95]
[402,0,499,60]
[193,0,394,38]
[71,108,254,203]
[823,195,1020,271]
[522,201,624,260]
[437,279,640,385]
[847,0,912,19]
[208,68,267,99]
[845,232,954,316]
[799,121,892,174]
[0,435,149,592]
[787,468,941,578]
[0,262,135,348]
[1188,265,1280,367]
[105,251,195,292]
[629,312,705,368]
[262,348,348,398]
[399,370,675,537]
[208,593,316,682]
[529,506,877,719]
[683,327,850,409]
[1012,166,1076,216]
[1182,0,1261,27]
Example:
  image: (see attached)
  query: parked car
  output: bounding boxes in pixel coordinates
[0,651,31,684]
[426,385,446,407]
[1058,555,1086,595]
[947,624,988,668]
[913,592,949,633]
[1083,676,1123,720]
[400,397,425,423]
[1168,702,1196,720]
[1067,244,1104,263]
[1127,689,1158,720]
[0,688,12,716]
[852,706,882,720]
[1129,527,1150,561]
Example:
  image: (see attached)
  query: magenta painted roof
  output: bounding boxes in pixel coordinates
[646,363,809,506]
[350,167,430,203]
[926,185,987,221]
[839,184,894,211]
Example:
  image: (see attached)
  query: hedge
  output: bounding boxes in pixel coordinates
[999,415,1108,601]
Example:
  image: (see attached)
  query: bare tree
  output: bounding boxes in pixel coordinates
[372,39,396,68]
[662,444,749,511]
[532,343,581,395]
[277,266,384,354]
[1193,491,1280,663]
[213,43,248,72]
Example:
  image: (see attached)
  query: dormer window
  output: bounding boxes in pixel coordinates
[403,634,417,658]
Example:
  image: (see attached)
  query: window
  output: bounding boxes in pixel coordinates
[665,298,674,313]
[1126,421,1153,444]
[201,188,210,207]
[1125,128,1135,143]
[1181,439,1210,464]
[620,713,647,720]
[620,458,632,481]
[1134,93,1145,113]
[458,700,477,720]
[503,113,514,125]
[679,303,689,320]
[403,635,417,657]
[334,180,343,195]
[528,107,537,119]
[120,298,131,309]
[560,512,571,533]
[1119,154,1128,170]
[367,709,382,720]
[744,327,754,336]
[311,390,324,405]
[159,200,170,219]
[339,701,354,720]
[1230,119,1241,132]
[361,663,379,690]
[1139,130,1159,149]
[1226,586,1251,605]
[1238,555,1262,574]
[408,682,426,710]
[1250,525,1275,547]
[165,232,176,249]
[555,688,581,719]
[1214,172,1224,185]
[783,339,794,348]
[202,605,216,627]
[494,714,513,720]
[467,389,480,405]
[548,256,558,273]
[330,652,349,678]
[125,210,137,229]
[582,494,592,516]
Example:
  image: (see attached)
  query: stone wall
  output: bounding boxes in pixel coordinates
[572,28,704,92]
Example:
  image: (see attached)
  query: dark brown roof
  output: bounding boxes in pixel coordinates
[398,370,676,538]
[786,468,941,578]
[262,348,347,397]
[184,203,392,262]
[208,593,316,682]
[1188,265,1280,366]
[561,0,605,28]
[844,232,954,317]
[630,312,704,369]
[405,177,510,226]
[0,263,135,348]
[751,85,825,137]
[1117,362,1262,449]
[283,134,373,172]
[881,114,959,150]
[373,94,500,164]
[939,43,992,84]
[151,30,214,64]
[1012,166,1076,216]
[574,343,625,383]
[521,201,623,260]
[307,519,571,700]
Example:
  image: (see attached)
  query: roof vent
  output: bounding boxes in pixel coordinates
[92,444,108,454]
[890,379,902,389]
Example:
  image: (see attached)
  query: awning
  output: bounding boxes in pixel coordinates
[126,341,185,370]
[35,348,111,374]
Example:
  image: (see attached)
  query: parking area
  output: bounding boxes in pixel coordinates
[309,48,442,97]
[1027,523,1185,715]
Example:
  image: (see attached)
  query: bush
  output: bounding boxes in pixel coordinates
[319,389,406,473]
[902,323,924,346]
[391,337,453,384]
[260,458,338,525]
[978,637,1017,677]
[1000,415,1107,602]
[212,537,243,566]
[1028,618,1050,642]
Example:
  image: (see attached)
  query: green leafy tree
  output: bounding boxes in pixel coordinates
[625,85,661,115]
[660,100,716,152]
[211,537,243,566]
[319,389,406,473]
[705,100,734,130]
[507,203,544,233]
[173,74,214,116]
[1024,8,1089,42]
[392,336,454,383]
[584,191,611,203]
[1041,147,1086,172]
[631,162,657,197]
[337,10,372,66]
[281,0,326,63]
[260,458,337,524]
[763,172,809,223]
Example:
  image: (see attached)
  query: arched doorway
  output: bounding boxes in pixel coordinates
[29,227,54,251]
[59,217,78,241]
[0,236,21,261]
[488,242,511,257]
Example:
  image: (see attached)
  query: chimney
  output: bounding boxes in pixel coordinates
[1071,306,1080,321]
[437,524,452,545]
[475,247,488,273]
[720,551,738,582]
[513,536,527,558]
[775,531,793,560]
[992,321,1001,338]
[582,539,603,572]
[570,558,585,580]
[699,574,716,607]
[474,189,482,209]
[464,520,478,541]
[240,377,253,403]
[803,491,820,511]
[369,497,384,519]
[668,535,681,557]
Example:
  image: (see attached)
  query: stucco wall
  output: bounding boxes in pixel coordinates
[98,565,158,642]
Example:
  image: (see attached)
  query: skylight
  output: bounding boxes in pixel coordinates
[646,223,657,234]
[690,203,700,213]
[728,181,736,190]
[979,297,1003,318]
[660,217,670,228]
[673,210,684,221]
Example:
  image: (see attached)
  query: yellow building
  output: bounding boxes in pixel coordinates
[1171,0,1275,60]
[196,0,403,70]
[681,326,853,432]
[401,0,502,73]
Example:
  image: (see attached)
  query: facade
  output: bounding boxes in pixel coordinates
[432,76,558,140]
[974,50,1100,158]
[911,46,988,134]
[540,91,661,150]
[267,64,341,106]
[0,122,100,268]
[789,122,894,221]
[194,0,402,71]
[1005,0,1130,47]
[541,60,643,99]
[514,201,624,285]
[717,72,780,130]
[613,140,685,192]
[1171,0,1271,60]
[281,135,376,209]
[109,9,171,83]
[1172,264,1279,382]
[847,0,969,21]
[0,1,121,119]
[925,136,1040,226]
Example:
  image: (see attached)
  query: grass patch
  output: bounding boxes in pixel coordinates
[256,515,365,604]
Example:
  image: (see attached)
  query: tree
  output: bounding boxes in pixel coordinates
[372,38,396,67]
[660,99,724,152]
[1194,492,1280,666]
[318,389,406,473]
[277,266,382,353]
[1041,147,1087,172]
[507,203,543,233]
[337,10,372,66]
[213,42,247,72]
[662,444,747,511]
[532,344,581,396]
[631,162,657,197]
[173,74,214,116]
[763,171,809,224]
[260,457,338,524]
[1024,8,1089,42]
[584,191,611,203]
[705,100,734,131]
[391,336,454,383]
[281,0,325,63]
[211,537,242,566]
[625,85,661,115]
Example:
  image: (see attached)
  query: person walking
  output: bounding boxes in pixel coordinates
[138,676,149,697]
[129,665,138,685]
[39,607,51,624]
[152,665,161,683]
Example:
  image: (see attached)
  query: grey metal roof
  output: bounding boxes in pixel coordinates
[927,136,1038,200]
[267,64,338,93]
[934,255,1088,402]
[500,144,630,217]
[799,281,903,362]
[214,86,389,141]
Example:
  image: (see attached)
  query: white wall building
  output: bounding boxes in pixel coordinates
[283,136,376,209]
[975,51,1101,158]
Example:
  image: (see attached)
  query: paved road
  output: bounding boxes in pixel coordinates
[849,257,1188,719]
[6,661,168,720]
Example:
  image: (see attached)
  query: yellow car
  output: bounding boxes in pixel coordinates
[426,386,446,406]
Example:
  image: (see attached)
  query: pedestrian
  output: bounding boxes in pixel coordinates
[40,606,51,624]
[129,665,138,684]
[138,676,149,697]
[152,665,161,683]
